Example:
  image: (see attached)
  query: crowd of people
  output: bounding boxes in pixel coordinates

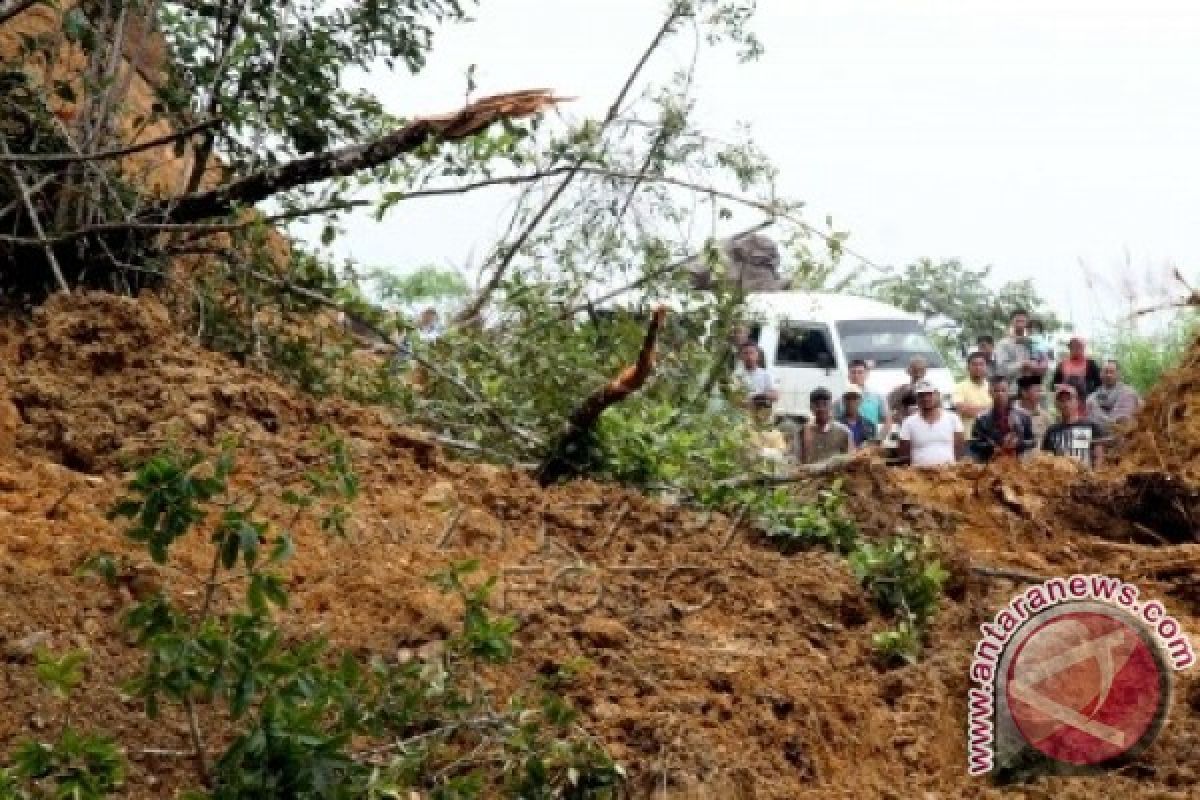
[733,309,1143,470]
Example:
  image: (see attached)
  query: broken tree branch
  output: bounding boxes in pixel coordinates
[536,306,667,486]
[157,89,565,224]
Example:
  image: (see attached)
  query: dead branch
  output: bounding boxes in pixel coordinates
[158,89,565,224]
[0,139,69,293]
[711,455,858,490]
[536,306,666,486]
[0,118,220,164]
[0,201,369,246]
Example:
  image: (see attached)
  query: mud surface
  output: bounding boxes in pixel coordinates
[0,293,1197,798]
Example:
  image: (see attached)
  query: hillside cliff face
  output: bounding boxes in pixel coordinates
[1,5,211,194]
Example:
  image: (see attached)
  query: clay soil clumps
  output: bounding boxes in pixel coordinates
[0,294,1197,798]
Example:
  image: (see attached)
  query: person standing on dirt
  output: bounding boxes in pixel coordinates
[976,335,999,378]
[1050,336,1100,415]
[1016,375,1053,443]
[1086,359,1141,431]
[996,309,1042,382]
[734,340,778,412]
[837,385,877,447]
[887,356,928,418]
[794,387,854,464]
[953,351,992,438]
[897,381,964,467]
[1042,384,1106,467]
[968,376,1035,462]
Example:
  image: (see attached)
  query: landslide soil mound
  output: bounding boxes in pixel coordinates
[0,292,1197,799]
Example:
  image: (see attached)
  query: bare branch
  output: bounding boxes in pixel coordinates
[0,138,69,293]
[0,201,366,246]
[453,8,684,326]
[0,118,221,165]
[383,166,881,272]
[711,455,860,489]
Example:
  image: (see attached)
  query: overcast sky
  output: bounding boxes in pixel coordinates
[308,0,1200,337]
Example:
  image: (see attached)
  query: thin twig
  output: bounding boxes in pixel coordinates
[0,118,221,165]
[0,200,368,246]
[0,138,69,293]
[453,7,684,326]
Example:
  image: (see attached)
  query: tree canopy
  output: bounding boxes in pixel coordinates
[866,257,1063,359]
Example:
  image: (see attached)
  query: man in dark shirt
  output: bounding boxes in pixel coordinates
[838,385,878,446]
[1042,384,1106,468]
[976,334,999,379]
[968,375,1035,462]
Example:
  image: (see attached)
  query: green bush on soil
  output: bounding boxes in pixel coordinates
[849,535,948,666]
[70,442,625,798]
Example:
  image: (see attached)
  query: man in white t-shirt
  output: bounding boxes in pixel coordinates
[898,381,965,467]
[733,341,778,411]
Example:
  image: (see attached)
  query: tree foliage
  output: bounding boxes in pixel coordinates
[866,258,1062,359]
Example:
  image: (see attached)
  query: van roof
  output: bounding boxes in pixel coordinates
[744,291,920,323]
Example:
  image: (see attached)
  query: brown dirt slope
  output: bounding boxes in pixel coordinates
[0,292,1197,799]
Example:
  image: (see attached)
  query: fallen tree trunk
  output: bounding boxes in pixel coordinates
[536,306,666,487]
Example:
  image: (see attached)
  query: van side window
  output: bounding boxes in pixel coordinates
[775,323,836,368]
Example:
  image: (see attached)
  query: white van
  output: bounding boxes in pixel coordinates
[741,291,954,422]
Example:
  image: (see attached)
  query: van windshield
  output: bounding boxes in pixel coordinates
[835,319,945,369]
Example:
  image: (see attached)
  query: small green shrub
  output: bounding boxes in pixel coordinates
[0,650,124,800]
[849,535,948,665]
[85,442,624,798]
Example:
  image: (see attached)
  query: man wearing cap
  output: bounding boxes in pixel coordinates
[1051,336,1101,416]
[1087,359,1141,432]
[838,384,877,447]
[898,381,965,467]
[968,376,1035,462]
[794,387,854,465]
[952,351,992,438]
[1042,384,1106,468]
